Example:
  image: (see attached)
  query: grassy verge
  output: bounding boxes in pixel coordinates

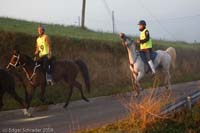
[80,102,200,133]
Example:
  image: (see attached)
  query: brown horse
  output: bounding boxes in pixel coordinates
[7,50,90,116]
[0,69,27,111]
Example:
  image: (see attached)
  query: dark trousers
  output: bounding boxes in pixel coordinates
[141,48,152,61]
[37,55,51,74]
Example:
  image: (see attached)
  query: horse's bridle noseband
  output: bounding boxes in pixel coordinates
[7,54,20,69]
[7,53,40,85]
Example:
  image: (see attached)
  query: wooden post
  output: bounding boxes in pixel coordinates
[81,0,86,28]
[112,10,115,33]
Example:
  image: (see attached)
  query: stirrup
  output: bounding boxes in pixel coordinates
[46,73,54,85]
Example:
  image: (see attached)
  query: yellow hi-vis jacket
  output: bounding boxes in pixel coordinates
[140,28,152,50]
[36,34,50,57]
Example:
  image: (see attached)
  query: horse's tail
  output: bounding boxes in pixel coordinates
[166,47,176,69]
[75,59,90,93]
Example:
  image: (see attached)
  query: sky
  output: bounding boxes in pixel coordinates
[1,0,200,42]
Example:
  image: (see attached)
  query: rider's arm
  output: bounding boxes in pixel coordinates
[45,36,51,57]
[140,30,150,44]
[35,41,39,55]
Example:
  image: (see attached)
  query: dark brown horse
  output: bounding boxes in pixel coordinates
[0,69,27,112]
[7,50,90,115]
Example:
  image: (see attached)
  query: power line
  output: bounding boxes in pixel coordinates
[148,14,200,22]
[136,0,177,41]
[102,0,112,16]
[101,0,116,33]
[164,14,200,21]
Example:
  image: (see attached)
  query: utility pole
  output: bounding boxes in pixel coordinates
[81,0,86,28]
[112,10,115,33]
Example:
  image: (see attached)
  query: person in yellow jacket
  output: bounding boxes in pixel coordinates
[35,25,53,84]
[136,20,155,74]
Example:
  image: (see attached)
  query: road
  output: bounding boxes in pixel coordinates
[0,81,200,133]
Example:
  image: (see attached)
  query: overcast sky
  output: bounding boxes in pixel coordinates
[1,0,200,42]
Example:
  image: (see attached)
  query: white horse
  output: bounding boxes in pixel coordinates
[119,33,176,96]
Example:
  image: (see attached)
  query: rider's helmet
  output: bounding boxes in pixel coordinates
[138,20,146,26]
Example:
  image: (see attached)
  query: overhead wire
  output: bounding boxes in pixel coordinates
[136,0,177,40]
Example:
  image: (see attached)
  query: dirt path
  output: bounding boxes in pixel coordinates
[0,81,200,133]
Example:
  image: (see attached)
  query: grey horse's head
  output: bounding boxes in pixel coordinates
[119,33,134,48]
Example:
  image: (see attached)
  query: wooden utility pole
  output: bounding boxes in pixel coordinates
[112,10,115,33]
[81,0,86,28]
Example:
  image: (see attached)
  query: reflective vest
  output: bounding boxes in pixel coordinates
[36,34,49,57]
[140,28,152,50]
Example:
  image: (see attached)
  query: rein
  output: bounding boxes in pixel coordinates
[7,54,41,85]
[22,63,41,83]
[133,51,140,64]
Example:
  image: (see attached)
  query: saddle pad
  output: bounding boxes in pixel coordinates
[140,51,157,64]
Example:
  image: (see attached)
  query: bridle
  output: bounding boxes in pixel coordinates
[7,54,21,68]
[7,53,40,85]
[121,36,139,75]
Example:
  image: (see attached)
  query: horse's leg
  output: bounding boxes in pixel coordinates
[63,84,74,108]
[164,71,171,90]
[0,90,4,110]
[8,89,26,109]
[39,83,47,103]
[22,86,34,117]
[135,71,144,96]
[74,81,89,102]
[24,89,29,106]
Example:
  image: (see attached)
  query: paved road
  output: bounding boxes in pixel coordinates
[0,81,200,133]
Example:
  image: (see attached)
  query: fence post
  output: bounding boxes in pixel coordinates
[187,96,192,110]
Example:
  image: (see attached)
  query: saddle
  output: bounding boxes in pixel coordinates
[139,51,157,73]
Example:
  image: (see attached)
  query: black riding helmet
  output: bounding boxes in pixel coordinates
[138,20,146,26]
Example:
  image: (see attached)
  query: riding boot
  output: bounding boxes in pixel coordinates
[46,65,54,85]
[148,60,156,74]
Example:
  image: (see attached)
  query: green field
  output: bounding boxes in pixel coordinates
[0,17,119,42]
[0,17,199,49]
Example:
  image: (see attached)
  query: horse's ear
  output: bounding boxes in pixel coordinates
[13,49,19,55]
[13,45,20,55]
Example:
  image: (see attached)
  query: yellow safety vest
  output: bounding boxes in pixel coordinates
[36,34,49,57]
[140,28,153,50]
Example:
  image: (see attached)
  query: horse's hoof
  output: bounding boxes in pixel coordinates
[25,112,33,118]
[83,98,90,102]
[140,88,144,91]
[63,104,68,108]
[134,92,139,97]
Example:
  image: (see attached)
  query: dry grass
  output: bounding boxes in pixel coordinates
[121,77,171,130]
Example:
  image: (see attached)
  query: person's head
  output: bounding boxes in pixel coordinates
[37,25,45,36]
[138,20,146,31]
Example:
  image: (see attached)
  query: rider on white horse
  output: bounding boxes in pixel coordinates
[119,32,176,96]
[136,20,155,74]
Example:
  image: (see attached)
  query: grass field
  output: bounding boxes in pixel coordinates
[0,17,199,49]
[0,17,200,111]
[0,17,119,42]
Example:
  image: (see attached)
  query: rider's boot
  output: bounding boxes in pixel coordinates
[46,65,54,85]
[148,60,156,75]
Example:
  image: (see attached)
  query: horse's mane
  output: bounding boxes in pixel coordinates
[21,53,35,65]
